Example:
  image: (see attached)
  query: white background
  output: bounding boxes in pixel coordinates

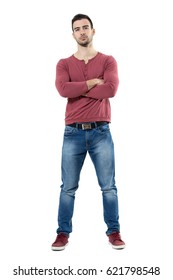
[0,0,173,279]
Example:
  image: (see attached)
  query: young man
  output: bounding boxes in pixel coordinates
[51,14,125,250]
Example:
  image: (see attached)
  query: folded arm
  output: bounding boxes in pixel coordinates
[55,60,88,98]
[86,56,119,99]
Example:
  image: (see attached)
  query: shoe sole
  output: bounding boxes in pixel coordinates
[51,242,69,251]
[109,242,125,250]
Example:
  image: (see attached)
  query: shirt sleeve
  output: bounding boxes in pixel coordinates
[55,59,88,98]
[87,56,119,100]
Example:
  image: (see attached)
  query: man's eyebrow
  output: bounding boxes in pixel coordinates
[73,24,90,30]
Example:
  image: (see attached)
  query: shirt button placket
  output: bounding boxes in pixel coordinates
[84,63,88,80]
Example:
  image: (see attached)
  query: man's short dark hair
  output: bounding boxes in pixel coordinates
[72,14,93,31]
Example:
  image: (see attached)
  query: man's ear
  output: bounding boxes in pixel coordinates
[92,28,96,35]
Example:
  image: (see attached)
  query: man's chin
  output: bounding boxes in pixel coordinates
[78,42,89,47]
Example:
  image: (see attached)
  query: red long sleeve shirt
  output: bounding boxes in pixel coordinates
[55,52,119,125]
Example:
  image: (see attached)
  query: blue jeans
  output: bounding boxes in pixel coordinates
[57,123,120,235]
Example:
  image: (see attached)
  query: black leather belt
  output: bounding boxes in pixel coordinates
[68,121,108,130]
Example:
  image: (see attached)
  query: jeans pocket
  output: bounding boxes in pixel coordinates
[97,124,110,134]
[64,126,78,136]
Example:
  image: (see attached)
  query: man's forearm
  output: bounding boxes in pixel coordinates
[86,80,119,99]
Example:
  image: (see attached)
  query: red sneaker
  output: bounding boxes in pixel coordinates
[51,233,69,251]
[108,232,125,249]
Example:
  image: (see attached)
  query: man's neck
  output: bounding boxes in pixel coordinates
[74,45,98,63]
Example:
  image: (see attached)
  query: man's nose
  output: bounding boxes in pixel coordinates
[80,29,85,35]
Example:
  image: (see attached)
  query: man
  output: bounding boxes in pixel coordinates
[51,14,125,250]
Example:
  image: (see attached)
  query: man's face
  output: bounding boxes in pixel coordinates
[72,19,95,47]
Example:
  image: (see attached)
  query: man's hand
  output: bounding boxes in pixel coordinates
[86,78,104,90]
[81,78,104,97]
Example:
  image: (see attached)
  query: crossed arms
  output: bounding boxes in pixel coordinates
[55,56,119,100]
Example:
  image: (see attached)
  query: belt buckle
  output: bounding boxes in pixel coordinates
[82,123,92,130]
